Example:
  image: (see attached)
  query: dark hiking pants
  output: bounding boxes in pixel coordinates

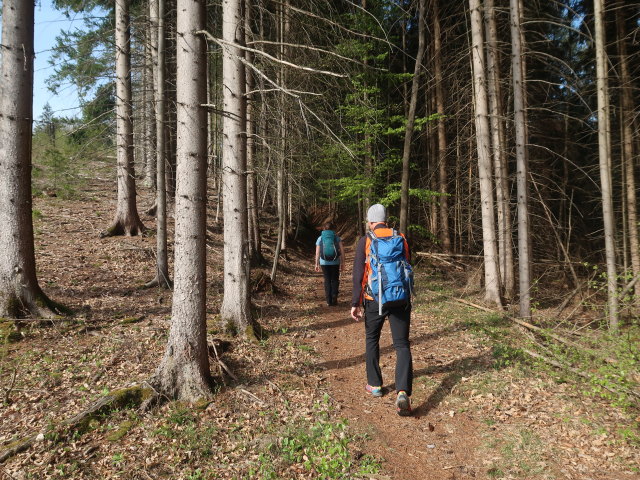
[321,264,340,305]
[364,300,413,396]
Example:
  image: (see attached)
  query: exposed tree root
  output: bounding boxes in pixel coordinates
[0,386,152,463]
[99,218,146,238]
[146,349,216,406]
[145,202,158,217]
[144,275,173,290]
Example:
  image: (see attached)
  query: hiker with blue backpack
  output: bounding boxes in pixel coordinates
[350,204,414,416]
[315,222,345,306]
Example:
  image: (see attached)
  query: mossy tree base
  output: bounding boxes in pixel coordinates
[0,288,69,320]
[221,317,265,343]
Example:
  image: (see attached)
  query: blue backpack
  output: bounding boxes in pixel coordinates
[366,230,414,314]
[320,230,339,261]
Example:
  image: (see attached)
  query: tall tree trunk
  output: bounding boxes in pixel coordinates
[433,0,451,252]
[486,0,514,296]
[399,0,426,234]
[151,0,212,402]
[103,0,146,237]
[144,4,157,191]
[470,0,503,307]
[272,0,289,281]
[594,0,618,332]
[0,0,63,318]
[510,0,531,318]
[245,0,263,265]
[220,0,254,338]
[146,0,171,289]
[164,0,178,200]
[616,2,640,302]
[279,0,290,253]
[363,0,373,210]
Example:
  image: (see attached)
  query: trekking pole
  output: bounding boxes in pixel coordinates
[378,270,383,315]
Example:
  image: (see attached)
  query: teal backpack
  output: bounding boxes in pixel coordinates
[320,230,339,261]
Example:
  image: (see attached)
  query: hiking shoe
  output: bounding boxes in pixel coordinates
[396,391,412,416]
[365,385,383,397]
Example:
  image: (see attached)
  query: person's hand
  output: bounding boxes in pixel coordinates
[350,306,362,322]
[340,262,345,272]
[314,263,320,272]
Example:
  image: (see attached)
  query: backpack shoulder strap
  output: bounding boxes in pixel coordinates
[397,231,410,261]
[367,231,379,257]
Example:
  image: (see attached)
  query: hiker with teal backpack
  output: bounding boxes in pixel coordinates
[350,204,414,416]
[315,222,345,306]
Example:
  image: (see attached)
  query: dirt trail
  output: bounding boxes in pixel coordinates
[303,248,489,480]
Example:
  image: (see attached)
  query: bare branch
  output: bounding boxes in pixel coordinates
[198,30,346,78]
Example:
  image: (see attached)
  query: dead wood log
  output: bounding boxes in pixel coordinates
[0,385,151,463]
[555,281,585,314]
[620,272,640,299]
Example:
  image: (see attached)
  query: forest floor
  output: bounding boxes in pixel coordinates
[1,164,640,479]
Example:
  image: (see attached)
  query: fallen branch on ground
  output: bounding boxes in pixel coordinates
[522,349,640,400]
[207,337,237,383]
[512,317,618,365]
[240,388,266,407]
[454,298,496,313]
[0,385,152,463]
[414,252,465,270]
[455,297,620,365]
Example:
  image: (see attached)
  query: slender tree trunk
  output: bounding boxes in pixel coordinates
[272,0,289,280]
[164,0,177,200]
[245,0,263,265]
[103,0,146,237]
[270,211,285,284]
[470,0,503,307]
[220,0,253,337]
[144,5,157,191]
[433,0,450,251]
[616,2,640,302]
[279,1,290,253]
[363,0,373,208]
[486,0,514,297]
[509,0,531,318]
[399,0,426,234]
[146,0,171,289]
[594,0,618,332]
[0,0,63,318]
[151,0,212,402]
